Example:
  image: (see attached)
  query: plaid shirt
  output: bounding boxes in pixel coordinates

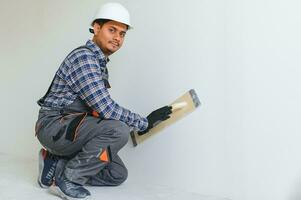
[41,40,148,131]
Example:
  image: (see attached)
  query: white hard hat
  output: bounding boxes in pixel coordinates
[91,2,132,29]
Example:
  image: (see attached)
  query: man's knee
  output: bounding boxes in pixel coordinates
[110,165,128,186]
[117,168,128,185]
[106,120,130,145]
[116,121,130,145]
[86,164,128,186]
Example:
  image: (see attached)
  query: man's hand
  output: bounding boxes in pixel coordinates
[138,106,172,135]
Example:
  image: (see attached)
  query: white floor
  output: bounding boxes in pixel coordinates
[0,153,230,200]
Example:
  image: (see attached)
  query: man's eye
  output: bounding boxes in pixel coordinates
[109,29,114,33]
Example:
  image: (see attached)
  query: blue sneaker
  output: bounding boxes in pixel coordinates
[38,148,58,188]
[50,174,91,200]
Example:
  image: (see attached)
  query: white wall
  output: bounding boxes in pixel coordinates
[1,0,301,200]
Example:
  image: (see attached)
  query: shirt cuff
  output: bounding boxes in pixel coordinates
[138,117,149,132]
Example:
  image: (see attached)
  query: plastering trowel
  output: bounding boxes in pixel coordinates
[130,89,201,147]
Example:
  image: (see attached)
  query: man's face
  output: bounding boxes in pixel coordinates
[92,20,127,57]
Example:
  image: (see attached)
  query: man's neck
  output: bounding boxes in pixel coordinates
[92,38,110,58]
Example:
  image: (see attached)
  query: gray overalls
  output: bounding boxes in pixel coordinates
[35,46,130,186]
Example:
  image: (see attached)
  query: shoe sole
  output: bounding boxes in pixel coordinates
[38,149,50,189]
[49,185,91,200]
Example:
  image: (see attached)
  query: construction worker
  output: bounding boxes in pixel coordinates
[35,2,172,200]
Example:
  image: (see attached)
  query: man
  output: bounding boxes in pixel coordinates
[35,2,172,200]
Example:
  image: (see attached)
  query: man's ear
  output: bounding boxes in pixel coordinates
[93,23,101,35]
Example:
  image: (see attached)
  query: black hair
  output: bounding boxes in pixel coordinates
[89,18,129,33]
[89,19,111,33]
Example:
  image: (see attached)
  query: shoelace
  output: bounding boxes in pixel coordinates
[44,152,58,181]
[64,179,80,190]
[45,163,56,180]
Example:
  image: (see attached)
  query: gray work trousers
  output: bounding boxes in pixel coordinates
[35,107,130,186]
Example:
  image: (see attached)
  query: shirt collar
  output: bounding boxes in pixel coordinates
[86,40,110,64]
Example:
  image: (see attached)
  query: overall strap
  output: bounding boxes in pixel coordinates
[37,46,94,107]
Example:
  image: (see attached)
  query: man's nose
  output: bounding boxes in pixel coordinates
[113,33,121,42]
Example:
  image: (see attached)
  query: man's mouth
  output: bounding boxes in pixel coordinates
[110,41,119,47]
